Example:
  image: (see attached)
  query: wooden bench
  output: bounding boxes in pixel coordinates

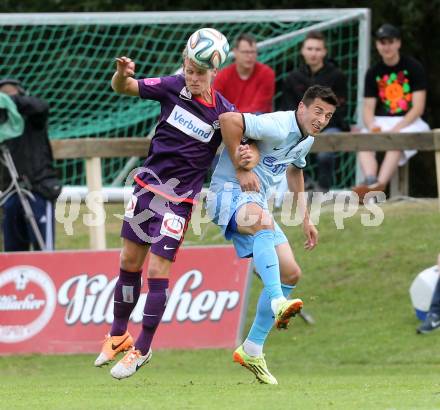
[51,130,440,249]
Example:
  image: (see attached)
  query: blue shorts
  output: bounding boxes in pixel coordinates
[206,189,287,258]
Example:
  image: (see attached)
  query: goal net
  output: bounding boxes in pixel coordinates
[0,9,370,189]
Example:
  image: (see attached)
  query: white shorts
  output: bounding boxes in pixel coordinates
[367,116,430,166]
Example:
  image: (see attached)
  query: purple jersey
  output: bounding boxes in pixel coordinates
[135,75,235,203]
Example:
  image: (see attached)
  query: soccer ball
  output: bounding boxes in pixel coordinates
[186,28,229,70]
[409,265,439,320]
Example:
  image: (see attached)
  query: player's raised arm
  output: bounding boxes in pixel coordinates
[219,112,260,192]
[219,112,246,168]
[112,56,139,96]
[219,112,260,170]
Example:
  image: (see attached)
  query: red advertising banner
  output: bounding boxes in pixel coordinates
[0,246,251,355]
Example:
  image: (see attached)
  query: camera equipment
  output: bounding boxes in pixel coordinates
[0,108,7,125]
[0,92,47,250]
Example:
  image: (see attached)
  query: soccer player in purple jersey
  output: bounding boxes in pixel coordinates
[94,53,255,379]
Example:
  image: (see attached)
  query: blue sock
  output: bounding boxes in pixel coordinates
[281,283,296,298]
[246,283,296,347]
[252,229,283,300]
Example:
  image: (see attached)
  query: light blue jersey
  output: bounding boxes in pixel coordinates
[209,111,314,198]
[207,111,314,258]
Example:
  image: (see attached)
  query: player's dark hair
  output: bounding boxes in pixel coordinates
[234,33,257,48]
[301,85,338,107]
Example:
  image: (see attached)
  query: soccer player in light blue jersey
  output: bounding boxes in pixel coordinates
[207,85,338,384]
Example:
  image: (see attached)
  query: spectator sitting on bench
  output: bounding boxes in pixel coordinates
[352,24,429,202]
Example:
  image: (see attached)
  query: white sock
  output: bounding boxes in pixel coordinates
[270,296,286,315]
[243,339,263,357]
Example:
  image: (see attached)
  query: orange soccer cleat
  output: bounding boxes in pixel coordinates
[94,331,134,367]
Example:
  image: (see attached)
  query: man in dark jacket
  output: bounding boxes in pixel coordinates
[279,31,349,192]
[0,79,61,251]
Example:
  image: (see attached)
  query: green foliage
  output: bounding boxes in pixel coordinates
[1,2,438,195]
[0,14,360,188]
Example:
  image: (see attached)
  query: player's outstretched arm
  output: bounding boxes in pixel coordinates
[219,112,245,168]
[287,165,318,250]
[112,56,139,97]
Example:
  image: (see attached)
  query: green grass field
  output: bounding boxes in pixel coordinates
[1,200,440,409]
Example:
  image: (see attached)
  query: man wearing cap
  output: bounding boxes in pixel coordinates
[352,23,429,201]
[0,79,61,251]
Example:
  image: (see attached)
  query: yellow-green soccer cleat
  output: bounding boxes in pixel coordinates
[232,345,278,385]
[275,298,303,329]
